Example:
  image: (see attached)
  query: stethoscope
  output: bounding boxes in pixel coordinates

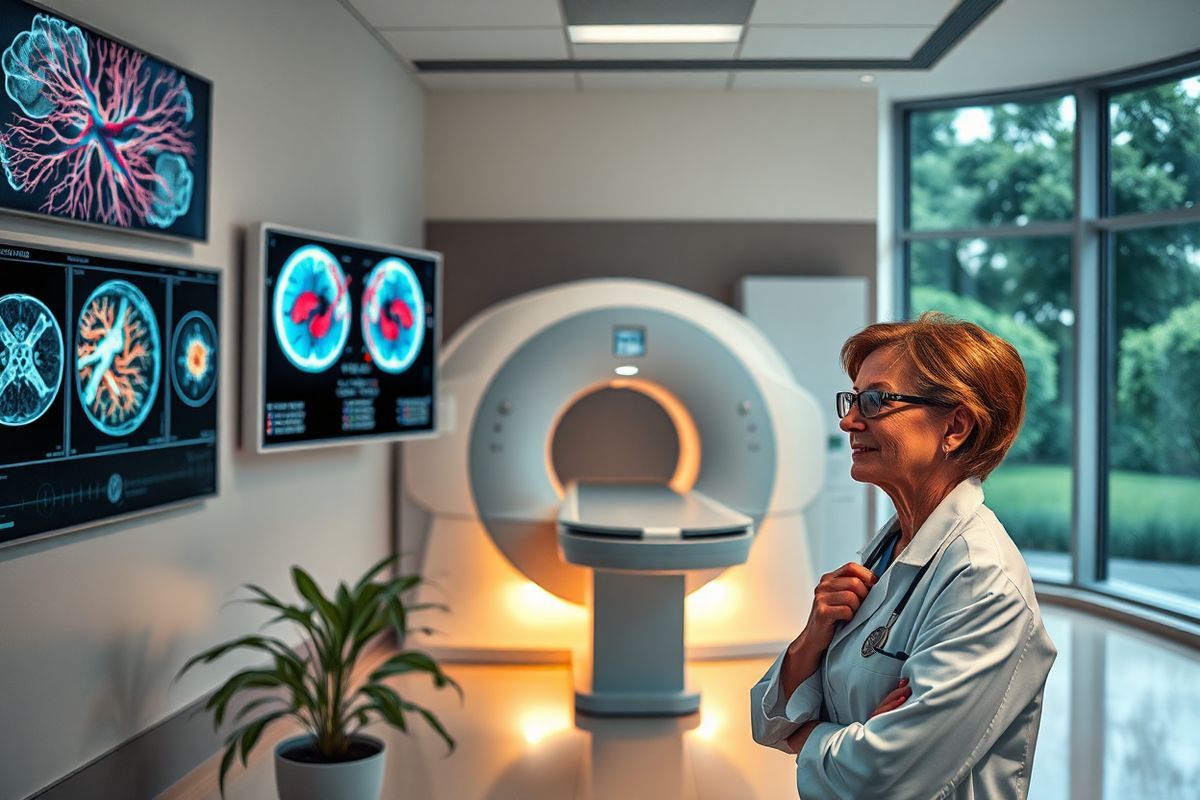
[859,527,939,661]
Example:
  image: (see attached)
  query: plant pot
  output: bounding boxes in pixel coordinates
[274,734,386,800]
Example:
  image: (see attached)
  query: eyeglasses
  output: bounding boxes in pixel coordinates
[836,389,952,419]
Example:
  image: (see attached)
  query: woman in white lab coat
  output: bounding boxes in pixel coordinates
[751,313,1057,799]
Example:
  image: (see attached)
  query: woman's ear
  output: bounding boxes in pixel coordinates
[944,406,975,455]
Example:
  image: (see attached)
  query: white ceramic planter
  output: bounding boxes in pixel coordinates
[274,734,386,800]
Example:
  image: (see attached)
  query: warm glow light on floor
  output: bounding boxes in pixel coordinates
[520,707,572,745]
[686,577,736,620]
[693,710,722,742]
[509,580,587,625]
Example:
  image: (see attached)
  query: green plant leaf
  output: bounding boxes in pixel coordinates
[369,651,463,700]
[218,741,238,798]
[359,685,409,731]
[352,554,398,593]
[207,670,284,727]
[239,710,290,766]
[292,567,340,630]
[401,698,456,753]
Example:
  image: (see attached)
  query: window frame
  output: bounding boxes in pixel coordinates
[895,48,1200,632]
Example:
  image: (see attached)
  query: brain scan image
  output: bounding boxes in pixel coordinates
[76,280,160,436]
[171,310,216,407]
[0,293,63,426]
[361,257,426,374]
[0,13,196,229]
[272,245,351,372]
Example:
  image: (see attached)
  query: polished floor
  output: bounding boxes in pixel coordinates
[180,604,1200,800]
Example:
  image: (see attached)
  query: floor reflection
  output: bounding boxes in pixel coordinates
[196,604,1200,800]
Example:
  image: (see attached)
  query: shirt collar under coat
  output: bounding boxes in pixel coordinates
[856,477,986,569]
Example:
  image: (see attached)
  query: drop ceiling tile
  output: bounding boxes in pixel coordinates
[420,71,578,91]
[730,71,883,89]
[579,71,732,90]
[382,28,568,61]
[749,0,957,27]
[740,25,933,59]
[348,0,564,29]
[570,43,740,60]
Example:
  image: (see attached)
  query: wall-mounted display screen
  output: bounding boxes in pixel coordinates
[613,326,646,357]
[0,0,211,241]
[245,223,440,452]
[0,240,219,548]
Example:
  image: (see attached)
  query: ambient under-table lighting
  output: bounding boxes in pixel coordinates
[568,24,743,45]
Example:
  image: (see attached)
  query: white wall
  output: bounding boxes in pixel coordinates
[0,1,424,796]
[427,90,877,221]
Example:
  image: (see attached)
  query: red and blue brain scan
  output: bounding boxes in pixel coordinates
[75,279,160,436]
[0,12,196,231]
[361,257,426,374]
[171,310,216,407]
[272,244,351,373]
[0,292,63,426]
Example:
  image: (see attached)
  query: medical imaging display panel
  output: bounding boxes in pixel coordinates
[255,225,439,451]
[0,0,212,241]
[0,241,219,547]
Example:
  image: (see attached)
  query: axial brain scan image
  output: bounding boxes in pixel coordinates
[171,309,216,407]
[362,257,425,374]
[75,279,161,436]
[0,292,63,426]
[272,244,351,373]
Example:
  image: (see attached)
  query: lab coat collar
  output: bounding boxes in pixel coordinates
[856,477,985,568]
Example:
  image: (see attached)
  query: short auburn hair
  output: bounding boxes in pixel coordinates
[840,311,1027,481]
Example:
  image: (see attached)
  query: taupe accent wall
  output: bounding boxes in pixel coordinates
[426,220,877,341]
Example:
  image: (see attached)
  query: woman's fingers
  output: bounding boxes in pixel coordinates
[868,679,911,719]
[817,576,873,601]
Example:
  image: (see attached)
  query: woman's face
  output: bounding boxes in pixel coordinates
[838,346,953,497]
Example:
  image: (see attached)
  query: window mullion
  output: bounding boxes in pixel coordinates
[1071,86,1102,589]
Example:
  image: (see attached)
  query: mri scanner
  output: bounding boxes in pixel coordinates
[402,279,824,714]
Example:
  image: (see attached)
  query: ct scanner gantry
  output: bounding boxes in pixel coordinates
[402,278,824,715]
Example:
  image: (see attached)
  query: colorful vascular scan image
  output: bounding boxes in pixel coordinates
[272,244,351,373]
[171,310,216,407]
[0,5,210,238]
[0,292,63,426]
[361,257,426,374]
[75,280,160,436]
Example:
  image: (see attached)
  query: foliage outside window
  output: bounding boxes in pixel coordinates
[906,98,1075,563]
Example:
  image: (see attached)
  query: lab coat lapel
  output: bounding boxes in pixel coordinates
[828,478,985,653]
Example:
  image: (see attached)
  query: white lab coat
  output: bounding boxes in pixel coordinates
[751,478,1056,800]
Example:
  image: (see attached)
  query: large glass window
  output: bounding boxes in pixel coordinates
[904,99,1075,579]
[901,62,1200,623]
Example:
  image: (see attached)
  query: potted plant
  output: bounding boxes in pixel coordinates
[179,556,459,799]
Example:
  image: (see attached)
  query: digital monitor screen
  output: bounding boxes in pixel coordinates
[0,240,219,548]
[247,224,440,452]
[0,0,212,241]
[613,326,646,357]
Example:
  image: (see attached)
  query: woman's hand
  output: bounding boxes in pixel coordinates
[803,562,878,651]
[868,678,911,719]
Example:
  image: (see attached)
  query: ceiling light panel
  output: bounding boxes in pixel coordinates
[569,43,740,60]
[348,0,564,29]
[568,24,742,44]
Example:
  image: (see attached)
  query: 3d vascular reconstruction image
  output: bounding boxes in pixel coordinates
[0,12,196,230]
[75,279,160,436]
[0,292,63,426]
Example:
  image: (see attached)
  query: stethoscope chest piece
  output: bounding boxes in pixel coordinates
[862,625,890,658]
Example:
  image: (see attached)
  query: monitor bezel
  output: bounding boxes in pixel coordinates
[244,222,443,454]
